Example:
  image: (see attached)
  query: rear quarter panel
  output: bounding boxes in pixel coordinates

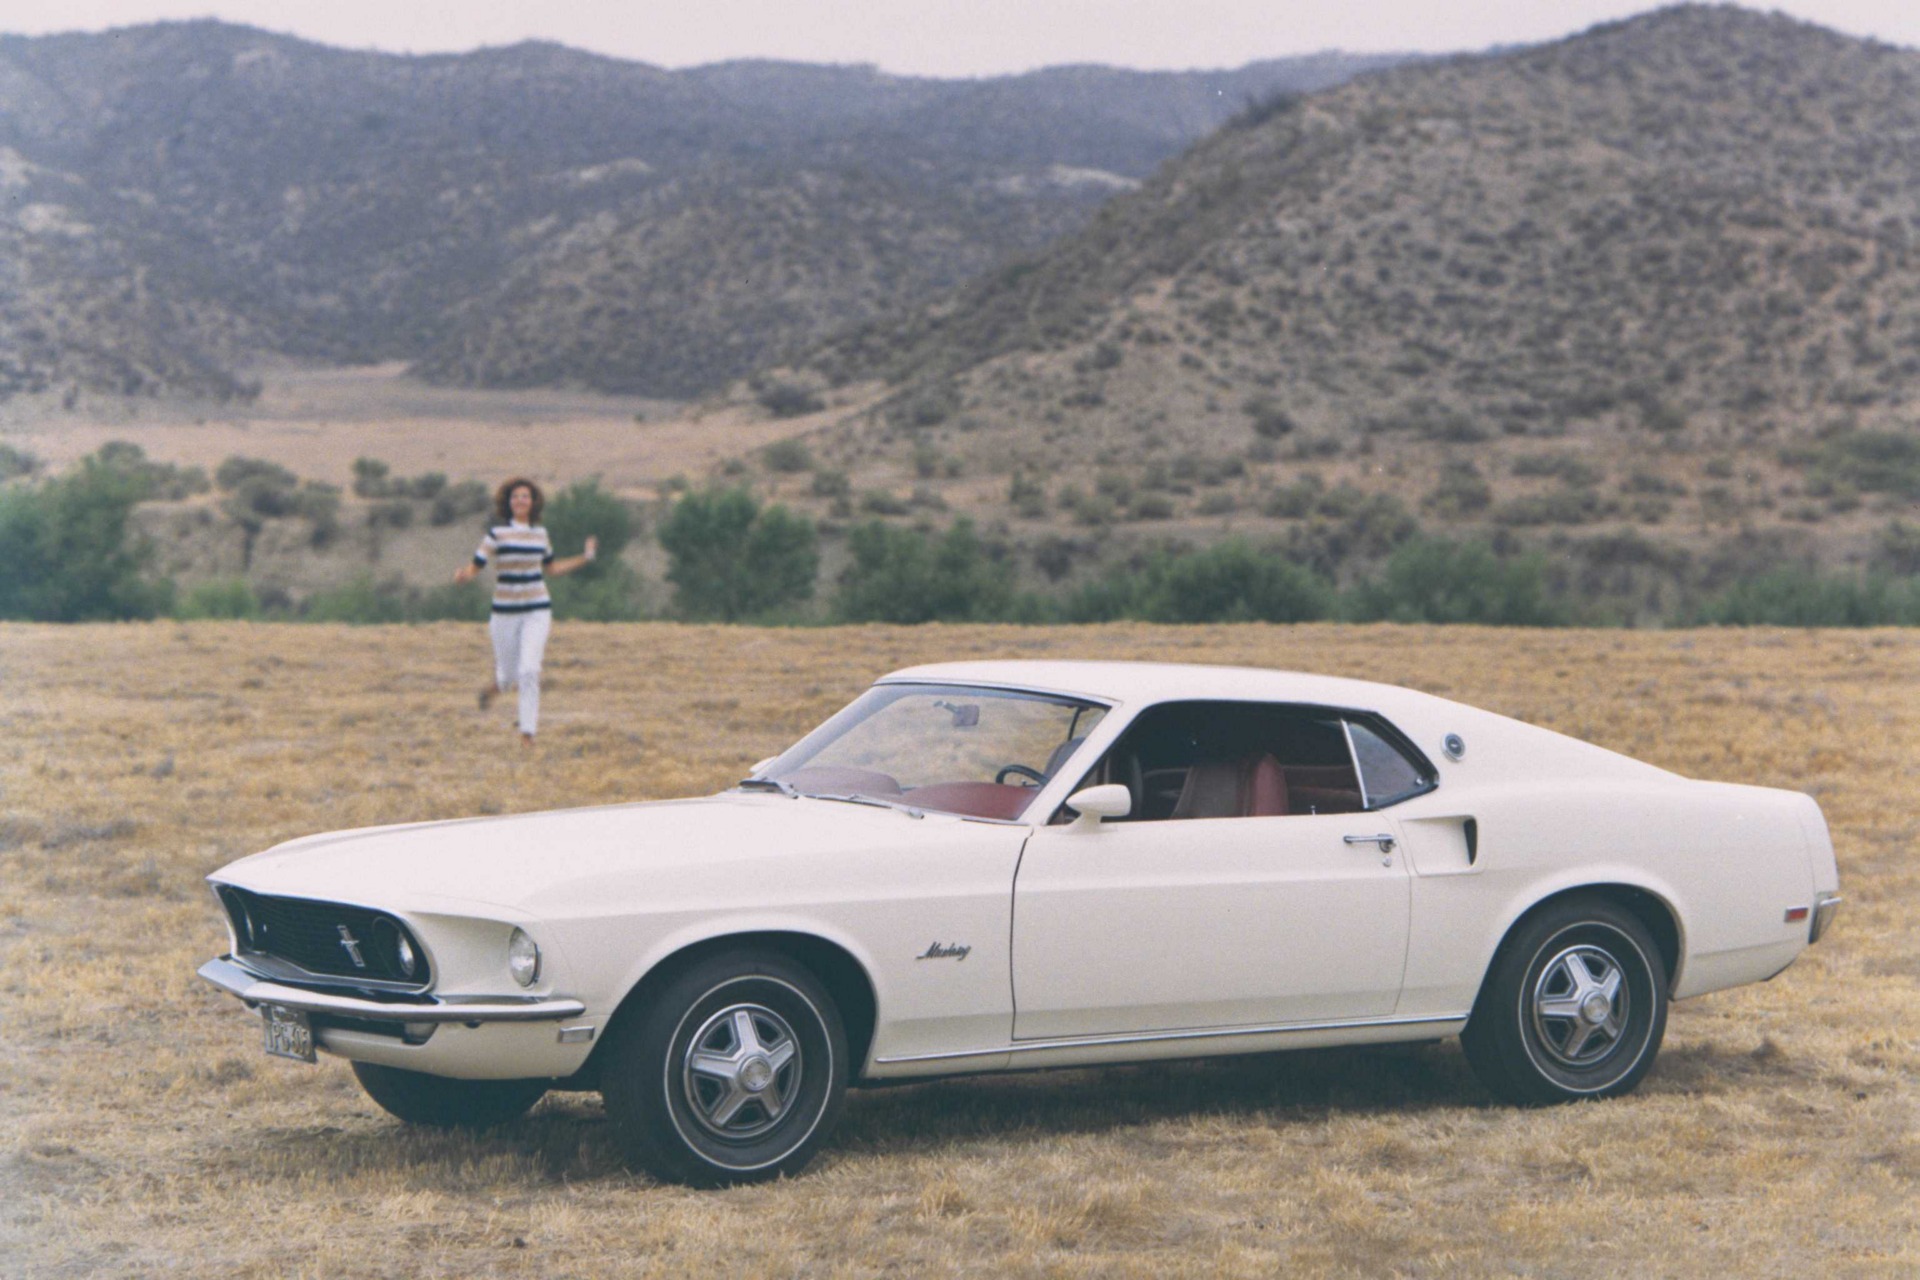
[1392,777,1819,1017]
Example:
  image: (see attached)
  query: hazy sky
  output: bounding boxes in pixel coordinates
[4,1,1914,76]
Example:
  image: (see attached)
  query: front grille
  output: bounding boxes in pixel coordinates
[219,887,430,988]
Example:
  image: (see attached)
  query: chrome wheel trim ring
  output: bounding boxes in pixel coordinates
[678,1002,804,1142]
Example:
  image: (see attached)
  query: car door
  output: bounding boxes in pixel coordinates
[1012,810,1412,1041]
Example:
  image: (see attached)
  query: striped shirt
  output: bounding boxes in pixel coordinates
[473,522,554,612]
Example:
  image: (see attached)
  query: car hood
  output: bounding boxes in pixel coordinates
[211,792,988,916]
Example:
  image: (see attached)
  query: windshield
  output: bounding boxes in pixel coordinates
[753,683,1107,821]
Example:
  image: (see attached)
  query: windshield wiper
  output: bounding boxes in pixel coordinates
[808,792,925,819]
[735,777,798,798]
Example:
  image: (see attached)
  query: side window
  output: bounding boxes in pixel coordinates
[1346,720,1434,809]
[1059,701,1365,823]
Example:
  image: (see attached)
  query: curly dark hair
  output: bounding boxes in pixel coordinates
[493,477,544,524]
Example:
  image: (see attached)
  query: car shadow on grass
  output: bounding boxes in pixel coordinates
[232,1035,1794,1186]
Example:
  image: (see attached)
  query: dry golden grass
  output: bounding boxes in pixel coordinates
[1,622,1916,1278]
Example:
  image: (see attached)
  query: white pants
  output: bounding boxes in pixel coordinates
[489,608,551,735]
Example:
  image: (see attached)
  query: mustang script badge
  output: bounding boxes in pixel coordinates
[916,941,971,962]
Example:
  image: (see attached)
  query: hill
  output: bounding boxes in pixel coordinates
[0,22,1405,401]
[789,5,1920,588]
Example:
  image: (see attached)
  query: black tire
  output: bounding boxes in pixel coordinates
[601,950,848,1187]
[351,1062,548,1129]
[1461,896,1669,1105]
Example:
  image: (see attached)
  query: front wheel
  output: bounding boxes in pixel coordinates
[351,1062,548,1128]
[1461,897,1669,1105]
[601,951,848,1187]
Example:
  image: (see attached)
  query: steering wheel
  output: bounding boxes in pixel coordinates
[995,763,1046,786]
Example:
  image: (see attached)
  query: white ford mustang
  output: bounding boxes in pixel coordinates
[200,661,1842,1185]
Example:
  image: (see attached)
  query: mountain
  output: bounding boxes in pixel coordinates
[787,5,1919,579]
[0,21,1407,401]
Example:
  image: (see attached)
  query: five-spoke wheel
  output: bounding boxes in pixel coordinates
[601,950,848,1186]
[1462,896,1668,1105]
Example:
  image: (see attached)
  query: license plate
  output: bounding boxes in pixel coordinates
[261,1004,316,1063]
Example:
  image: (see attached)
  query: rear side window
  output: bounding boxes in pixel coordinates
[1346,720,1434,809]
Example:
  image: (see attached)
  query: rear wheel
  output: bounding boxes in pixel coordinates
[601,950,848,1187]
[351,1062,548,1128]
[1462,897,1669,1105]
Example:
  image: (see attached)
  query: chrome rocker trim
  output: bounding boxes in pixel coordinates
[198,956,586,1023]
[874,1011,1470,1065]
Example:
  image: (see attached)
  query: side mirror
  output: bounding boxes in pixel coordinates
[1064,784,1131,830]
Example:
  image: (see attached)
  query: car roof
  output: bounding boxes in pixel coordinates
[879,659,1678,783]
[878,659,1439,714]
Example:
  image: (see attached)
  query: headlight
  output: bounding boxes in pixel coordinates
[507,928,541,987]
[394,930,417,979]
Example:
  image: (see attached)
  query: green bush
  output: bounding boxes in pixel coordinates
[1813,431,1920,499]
[1065,541,1334,623]
[833,519,1012,623]
[657,486,818,620]
[430,480,491,526]
[1346,537,1563,625]
[0,443,39,482]
[761,439,815,474]
[93,441,208,500]
[351,457,391,498]
[1141,540,1334,623]
[545,479,636,565]
[1694,571,1920,626]
[0,451,172,621]
[302,574,411,624]
[756,379,825,418]
[1423,460,1492,519]
[411,580,491,622]
[177,578,260,620]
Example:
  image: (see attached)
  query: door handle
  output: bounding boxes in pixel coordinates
[1343,833,1395,853]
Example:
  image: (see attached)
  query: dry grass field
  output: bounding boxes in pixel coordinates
[1,621,1915,1278]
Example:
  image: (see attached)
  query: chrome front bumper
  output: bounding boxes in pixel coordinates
[197,956,586,1024]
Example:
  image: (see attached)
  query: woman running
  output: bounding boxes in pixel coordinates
[453,478,597,745]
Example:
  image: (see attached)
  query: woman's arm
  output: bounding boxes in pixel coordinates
[546,535,600,579]
[456,530,497,584]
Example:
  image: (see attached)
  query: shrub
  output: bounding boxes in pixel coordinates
[1009,472,1048,518]
[177,578,260,620]
[218,456,298,493]
[0,452,172,621]
[657,486,818,620]
[411,581,491,622]
[1511,453,1600,486]
[1243,395,1296,439]
[430,480,491,526]
[404,472,447,500]
[1139,540,1334,622]
[756,379,825,418]
[1696,571,1920,626]
[1813,431,1920,499]
[368,498,413,530]
[1263,475,1324,519]
[546,478,636,567]
[810,469,851,500]
[1347,537,1563,625]
[301,574,411,624]
[761,439,815,474]
[351,457,391,498]
[833,519,1012,623]
[860,490,910,516]
[93,441,208,500]
[1874,521,1920,576]
[1422,460,1492,519]
[0,443,39,481]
